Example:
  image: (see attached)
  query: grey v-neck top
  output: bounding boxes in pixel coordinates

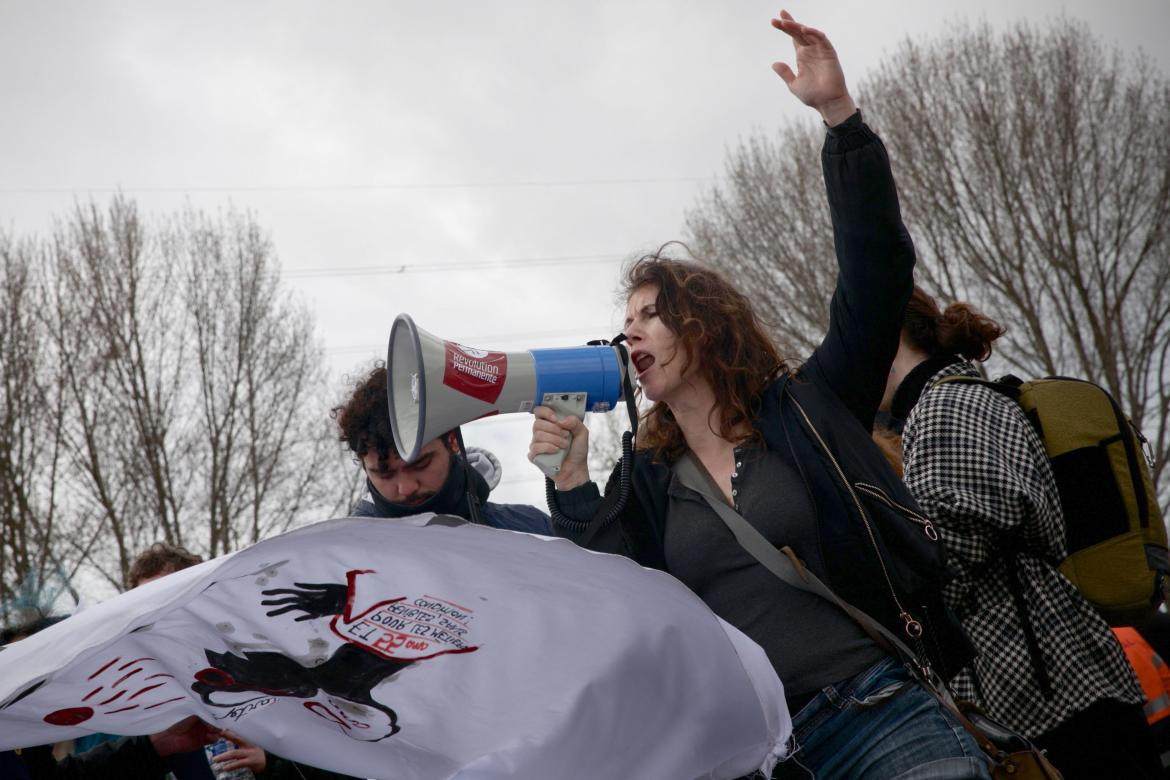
[663,442,886,707]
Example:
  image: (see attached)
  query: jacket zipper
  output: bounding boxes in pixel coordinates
[788,393,924,640]
[854,482,939,541]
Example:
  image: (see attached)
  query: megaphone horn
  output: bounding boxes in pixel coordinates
[387,314,630,478]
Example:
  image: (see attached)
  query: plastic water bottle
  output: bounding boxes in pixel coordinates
[205,736,255,780]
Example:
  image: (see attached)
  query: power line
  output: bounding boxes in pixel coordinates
[327,325,618,356]
[0,176,719,196]
[283,253,625,279]
[70,251,628,283]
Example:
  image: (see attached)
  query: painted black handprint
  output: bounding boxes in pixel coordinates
[260,582,347,621]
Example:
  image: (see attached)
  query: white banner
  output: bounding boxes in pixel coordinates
[0,515,789,779]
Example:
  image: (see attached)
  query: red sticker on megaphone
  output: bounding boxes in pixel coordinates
[443,343,508,404]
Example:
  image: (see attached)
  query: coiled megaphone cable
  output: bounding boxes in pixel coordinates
[545,334,638,542]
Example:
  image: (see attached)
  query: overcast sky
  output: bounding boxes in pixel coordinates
[2,0,1167,511]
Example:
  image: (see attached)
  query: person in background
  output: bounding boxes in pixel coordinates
[1113,626,1170,777]
[126,542,204,589]
[333,364,549,533]
[55,543,214,776]
[63,542,209,760]
[2,614,217,780]
[887,286,1161,779]
[14,716,221,780]
[123,546,358,778]
[0,614,67,644]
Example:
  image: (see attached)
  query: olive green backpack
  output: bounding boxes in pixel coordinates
[938,374,1169,626]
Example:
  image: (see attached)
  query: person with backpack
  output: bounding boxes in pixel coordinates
[885,286,1161,779]
[529,13,989,779]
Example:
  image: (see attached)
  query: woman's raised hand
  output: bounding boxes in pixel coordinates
[771,9,856,126]
[529,405,591,491]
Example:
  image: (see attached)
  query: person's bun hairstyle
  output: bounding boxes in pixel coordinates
[903,286,1005,361]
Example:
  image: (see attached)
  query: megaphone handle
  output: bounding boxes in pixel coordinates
[533,392,589,479]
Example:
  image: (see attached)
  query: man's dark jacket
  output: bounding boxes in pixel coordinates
[351,451,550,535]
[354,495,549,535]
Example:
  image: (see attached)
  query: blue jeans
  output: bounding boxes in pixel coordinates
[775,658,991,779]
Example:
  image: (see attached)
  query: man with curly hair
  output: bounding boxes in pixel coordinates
[334,365,549,533]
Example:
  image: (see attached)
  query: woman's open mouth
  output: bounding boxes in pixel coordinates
[632,351,655,376]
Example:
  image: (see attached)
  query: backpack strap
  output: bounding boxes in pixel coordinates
[673,452,916,667]
[999,536,1055,699]
[933,373,1022,400]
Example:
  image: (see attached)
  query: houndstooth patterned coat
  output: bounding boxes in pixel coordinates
[901,360,1142,738]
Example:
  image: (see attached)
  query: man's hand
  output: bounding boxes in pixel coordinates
[212,731,269,774]
[771,9,856,126]
[148,715,217,757]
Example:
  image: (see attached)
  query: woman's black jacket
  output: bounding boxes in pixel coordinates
[555,112,974,681]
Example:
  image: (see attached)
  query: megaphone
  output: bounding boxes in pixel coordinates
[387,314,631,478]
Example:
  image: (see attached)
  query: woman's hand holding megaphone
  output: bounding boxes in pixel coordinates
[529,406,592,491]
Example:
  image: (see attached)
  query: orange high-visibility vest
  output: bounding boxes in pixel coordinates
[1114,626,1170,725]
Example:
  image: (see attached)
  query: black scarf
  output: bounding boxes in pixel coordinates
[366,451,491,522]
[887,354,962,432]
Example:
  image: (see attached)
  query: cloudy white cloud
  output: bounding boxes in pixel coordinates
[2,0,1166,511]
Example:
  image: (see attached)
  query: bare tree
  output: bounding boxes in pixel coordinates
[328,444,369,518]
[686,18,1170,504]
[36,199,194,589]
[326,364,386,518]
[862,19,1170,490]
[0,234,79,622]
[687,121,835,360]
[177,208,336,555]
[3,197,341,596]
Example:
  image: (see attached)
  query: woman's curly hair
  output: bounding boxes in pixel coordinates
[624,247,788,461]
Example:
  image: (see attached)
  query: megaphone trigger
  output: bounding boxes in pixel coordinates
[531,392,588,479]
